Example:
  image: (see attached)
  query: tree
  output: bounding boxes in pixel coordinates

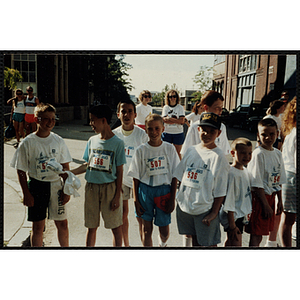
[191,65,213,102]
[4,67,23,90]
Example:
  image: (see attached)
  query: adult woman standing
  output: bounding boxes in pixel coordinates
[10,89,26,148]
[280,97,297,247]
[135,90,153,130]
[161,89,185,159]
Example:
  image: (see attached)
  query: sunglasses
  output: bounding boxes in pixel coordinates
[168,95,177,99]
[27,89,33,92]
[143,95,151,98]
[16,93,23,95]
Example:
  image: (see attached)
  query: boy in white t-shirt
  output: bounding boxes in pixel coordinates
[219,138,253,247]
[135,90,153,130]
[10,103,72,247]
[181,90,230,157]
[245,118,286,247]
[113,99,148,246]
[127,114,180,247]
[174,112,229,247]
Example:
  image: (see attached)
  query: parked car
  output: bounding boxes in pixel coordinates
[227,103,261,129]
[220,107,230,124]
[247,107,268,132]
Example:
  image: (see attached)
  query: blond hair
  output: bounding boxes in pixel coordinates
[145,113,163,127]
[231,137,252,151]
[281,96,297,137]
[34,103,56,118]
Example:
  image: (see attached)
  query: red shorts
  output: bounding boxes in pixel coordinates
[25,114,35,123]
[245,192,275,236]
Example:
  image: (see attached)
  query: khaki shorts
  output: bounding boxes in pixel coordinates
[121,184,132,200]
[84,181,123,229]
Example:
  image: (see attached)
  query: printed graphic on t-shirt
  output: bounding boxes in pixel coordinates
[125,146,135,159]
[146,155,168,176]
[90,149,114,173]
[182,163,209,189]
[36,152,56,180]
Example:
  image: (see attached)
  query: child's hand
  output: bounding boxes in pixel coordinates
[165,199,175,214]
[134,200,145,217]
[61,191,70,205]
[111,197,120,211]
[202,212,217,226]
[228,227,241,241]
[23,192,34,207]
[59,172,68,182]
[262,203,273,219]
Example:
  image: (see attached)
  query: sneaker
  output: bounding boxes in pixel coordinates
[158,235,167,247]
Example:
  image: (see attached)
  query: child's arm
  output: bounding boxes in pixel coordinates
[111,165,123,211]
[133,178,145,217]
[253,187,273,218]
[71,162,88,175]
[165,177,177,214]
[60,162,71,205]
[17,170,34,207]
[202,196,224,226]
[227,211,241,241]
[163,116,185,125]
[275,189,283,215]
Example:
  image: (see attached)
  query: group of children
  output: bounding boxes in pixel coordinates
[10,90,297,248]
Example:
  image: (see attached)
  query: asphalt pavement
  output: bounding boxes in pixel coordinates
[3,111,296,248]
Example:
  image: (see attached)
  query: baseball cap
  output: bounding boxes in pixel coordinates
[199,112,221,130]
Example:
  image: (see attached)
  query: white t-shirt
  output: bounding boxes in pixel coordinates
[14,99,26,114]
[282,127,296,173]
[174,145,229,215]
[181,122,230,156]
[185,112,201,126]
[127,141,180,187]
[222,166,252,219]
[113,125,148,188]
[10,132,72,182]
[162,104,185,134]
[135,103,152,125]
[247,146,286,195]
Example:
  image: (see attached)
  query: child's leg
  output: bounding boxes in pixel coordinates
[265,195,281,246]
[54,219,69,247]
[122,199,130,247]
[192,235,201,247]
[173,144,182,160]
[112,225,123,247]
[143,220,153,247]
[183,235,193,247]
[249,234,262,247]
[158,225,169,247]
[31,219,45,247]
[86,227,98,247]
[280,212,296,247]
[13,120,20,142]
[136,217,143,244]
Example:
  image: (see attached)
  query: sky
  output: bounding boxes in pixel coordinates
[123,54,214,97]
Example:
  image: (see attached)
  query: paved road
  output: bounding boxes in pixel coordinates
[3,112,296,248]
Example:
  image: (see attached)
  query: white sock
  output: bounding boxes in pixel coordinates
[183,236,192,247]
[158,235,167,247]
[265,240,277,247]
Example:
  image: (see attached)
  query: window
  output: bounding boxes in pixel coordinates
[13,54,37,83]
[239,55,257,73]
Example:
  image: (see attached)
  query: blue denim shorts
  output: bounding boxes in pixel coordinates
[161,132,185,145]
[136,182,171,227]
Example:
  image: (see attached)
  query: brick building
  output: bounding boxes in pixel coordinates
[212,54,297,111]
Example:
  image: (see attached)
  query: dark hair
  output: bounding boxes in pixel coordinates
[138,90,151,102]
[258,118,278,130]
[35,103,56,118]
[200,90,224,107]
[117,99,136,113]
[89,104,112,124]
[165,89,180,106]
[191,101,202,115]
[268,100,285,115]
